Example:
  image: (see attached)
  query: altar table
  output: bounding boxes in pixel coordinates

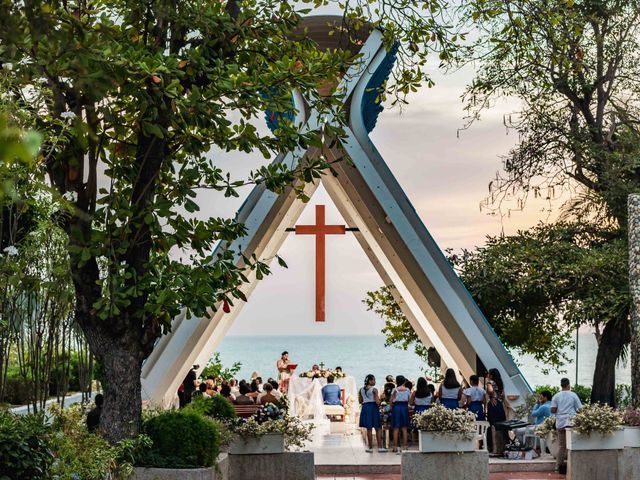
[288,376,359,421]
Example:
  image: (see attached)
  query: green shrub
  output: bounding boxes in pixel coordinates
[572,384,592,404]
[186,395,236,421]
[141,410,221,468]
[0,410,53,479]
[616,384,632,409]
[534,385,560,397]
[48,403,146,480]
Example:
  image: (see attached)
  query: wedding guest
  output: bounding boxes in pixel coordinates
[235,383,255,405]
[220,384,235,403]
[486,368,508,455]
[86,394,103,433]
[322,375,342,405]
[335,366,343,374]
[438,368,462,410]
[551,378,582,474]
[182,364,199,406]
[359,374,388,453]
[464,374,487,420]
[515,390,552,446]
[383,375,396,403]
[178,383,186,408]
[193,382,210,398]
[277,351,291,393]
[410,377,433,414]
[390,375,410,454]
[258,382,280,405]
[247,379,261,399]
[205,376,217,396]
[269,380,283,400]
[229,378,240,397]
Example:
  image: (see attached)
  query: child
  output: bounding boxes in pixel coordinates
[383,375,396,403]
[410,377,433,414]
[359,374,388,453]
[390,375,410,454]
[463,374,487,420]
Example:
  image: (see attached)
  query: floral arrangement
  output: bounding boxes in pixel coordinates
[622,407,640,427]
[412,404,477,439]
[571,403,622,436]
[535,415,557,439]
[233,403,314,449]
[299,369,346,379]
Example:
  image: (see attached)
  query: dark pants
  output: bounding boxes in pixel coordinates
[557,428,567,470]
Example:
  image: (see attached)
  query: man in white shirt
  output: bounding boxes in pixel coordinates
[550,378,582,474]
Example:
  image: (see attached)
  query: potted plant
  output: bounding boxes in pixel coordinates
[229,403,313,455]
[567,403,624,451]
[412,404,477,452]
[535,415,559,458]
[622,407,640,448]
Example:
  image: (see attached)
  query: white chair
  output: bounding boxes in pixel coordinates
[475,421,490,450]
[523,430,545,454]
[324,388,346,422]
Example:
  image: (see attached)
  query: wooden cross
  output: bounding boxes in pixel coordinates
[295,205,346,322]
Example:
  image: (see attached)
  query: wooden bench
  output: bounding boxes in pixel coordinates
[233,404,262,418]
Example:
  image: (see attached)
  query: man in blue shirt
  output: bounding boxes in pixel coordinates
[515,390,553,446]
[322,375,342,405]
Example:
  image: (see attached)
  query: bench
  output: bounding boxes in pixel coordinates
[233,404,262,418]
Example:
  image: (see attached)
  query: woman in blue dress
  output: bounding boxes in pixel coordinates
[410,377,433,415]
[463,374,487,420]
[390,375,410,454]
[359,374,387,453]
[437,368,462,410]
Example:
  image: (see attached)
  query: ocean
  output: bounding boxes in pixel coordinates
[216,333,632,389]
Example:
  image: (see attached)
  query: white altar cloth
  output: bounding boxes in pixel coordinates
[288,376,359,422]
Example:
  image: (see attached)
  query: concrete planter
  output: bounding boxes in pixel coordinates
[418,431,476,452]
[229,432,285,455]
[546,433,559,458]
[402,451,488,480]
[131,454,228,480]
[624,426,640,447]
[567,428,624,451]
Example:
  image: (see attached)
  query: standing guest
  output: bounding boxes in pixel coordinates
[258,382,280,405]
[438,368,462,410]
[235,383,254,405]
[464,375,487,420]
[390,375,410,454]
[220,384,235,403]
[486,368,507,455]
[277,351,291,393]
[551,378,582,474]
[182,365,199,406]
[359,374,387,453]
[383,375,396,403]
[86,394,104,433]
[410,377,433,414]
[177,383,186,409]
[322,375,342,405]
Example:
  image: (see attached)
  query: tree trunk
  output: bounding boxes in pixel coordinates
[85,324,144,443]
[628,194,640,407]
[591,318,630,406]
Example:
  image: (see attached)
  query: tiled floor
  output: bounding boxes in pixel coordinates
[317,474,564,479]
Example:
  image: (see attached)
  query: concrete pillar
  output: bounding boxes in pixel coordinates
[567,449,623,480]
[629,194,640,408]
[228,452,314,480]
[401,451,489,480]
[623,447,640,479]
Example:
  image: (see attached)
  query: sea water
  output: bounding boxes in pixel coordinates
[216,333,631,389]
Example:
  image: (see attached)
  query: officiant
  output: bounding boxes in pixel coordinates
[277,351,292,393]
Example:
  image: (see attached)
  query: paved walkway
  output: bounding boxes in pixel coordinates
[317,474,564,480]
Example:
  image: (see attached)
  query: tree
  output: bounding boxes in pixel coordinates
[459,0,640,404]
[0,0,453,442]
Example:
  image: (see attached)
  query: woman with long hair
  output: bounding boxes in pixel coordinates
[410,377,433,414]
[437,368,462,409]
[486,368,507,454]
[359,374,387,453]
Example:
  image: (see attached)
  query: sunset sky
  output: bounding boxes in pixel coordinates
[199,49,560,336]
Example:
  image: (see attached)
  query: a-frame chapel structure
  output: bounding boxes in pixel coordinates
[140,16,532,408]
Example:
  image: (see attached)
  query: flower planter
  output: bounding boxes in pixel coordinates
[229,432,285,455]
[566,428,624,451]
[546,433,559,458]
[624,426,640,447]
[418,431,476,453]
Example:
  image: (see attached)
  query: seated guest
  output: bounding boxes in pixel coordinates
[235,383,255,405]
[205,376,217,396]
[229,378,239,397]
[463,375,487,420]
[247,380,261,399]
[515,390,553,445]
[322,375,342,405]
[259,382,280,405]
[194,382,210,398]
[269,380,283,400]
[220,384,235,403]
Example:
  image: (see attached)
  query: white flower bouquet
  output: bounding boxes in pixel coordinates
[535,415,557,439]
[233,403,314,449]
[412,404,477,439]
[571,403,622,436]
